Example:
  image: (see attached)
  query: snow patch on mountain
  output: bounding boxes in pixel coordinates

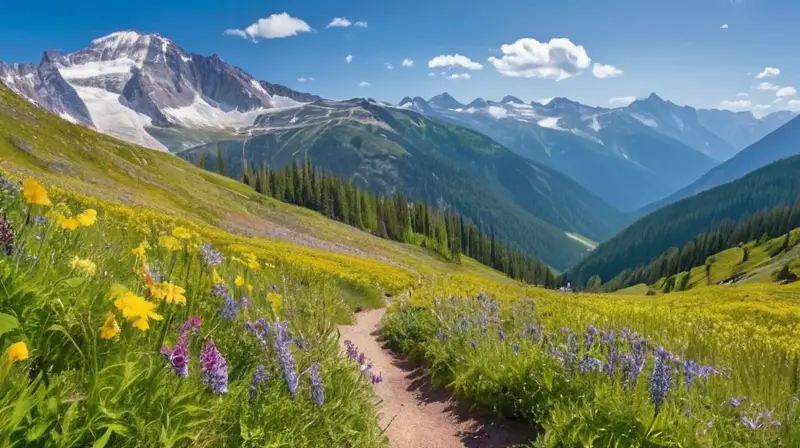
[73,85,167,151]
[630,113,658,128]
[537,117,565,131]
[162,95,267,129]
[57,58,138,80]
[589,114,601,132]
[486,106,508,119]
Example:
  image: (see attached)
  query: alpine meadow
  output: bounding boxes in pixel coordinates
[3,2,800,447]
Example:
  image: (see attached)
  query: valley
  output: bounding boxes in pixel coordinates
[2,19,800,448]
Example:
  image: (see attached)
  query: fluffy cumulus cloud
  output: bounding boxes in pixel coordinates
[487,37,610,81]
[428,54,483,70]
[446,73,472,80]
[719,99,752,110]
[720,24,729,29]
[346,54,353,64]
[608,96,636,107]
[756,82,780,91]
[224,13,312,41]
[788,99,800,111]
[592,63,624,79]
[776,86,797,97]
[401,58,414,67]
[756,67,780,79]
[359,81,371,87]
[326,17,368,28]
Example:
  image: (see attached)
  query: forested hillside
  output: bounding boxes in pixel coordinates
[569,155,800,285]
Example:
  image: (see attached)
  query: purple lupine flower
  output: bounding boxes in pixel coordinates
[742,416,760,431]
[310,361,325,406]
[0,216,13,256]
[220,292,238,321]
[437,329,448,344]
[245,319,269,347]
[728,397,744,407]
[344,340,360,361]
[579,356,603,374]
[200,339,228,394]
[160,317,201,377]
[620,327,631,340]
[526,323,541,342]
[249,365,269,400]
[585,325,598,350]
[683,359,699,391]
[200,243,224,266]
[698,365,719,378]
[512,343,520,355]
[32,215,47,225]
[241,296,249,310]
[456,316,470,332]
[497,328,505,341]
[212,283,229,297]
[649,346,673,415]
[0,176,18,195]
[371,372,383,384]
[274,319,299,398]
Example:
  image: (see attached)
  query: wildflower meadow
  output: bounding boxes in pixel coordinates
[0,174,389,447]
[383,273,800,446]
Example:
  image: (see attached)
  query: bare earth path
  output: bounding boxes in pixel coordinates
[338,304,535,448]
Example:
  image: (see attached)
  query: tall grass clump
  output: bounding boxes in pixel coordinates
[384,273,800,446]
[0,175,386,447]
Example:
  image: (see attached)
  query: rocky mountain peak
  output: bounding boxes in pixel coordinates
[428,92,464,110]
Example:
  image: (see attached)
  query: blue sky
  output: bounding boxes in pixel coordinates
[2,0,799,114]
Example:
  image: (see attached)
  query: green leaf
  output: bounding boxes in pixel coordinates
[64,278,86,288]
[0,312,19,338]
[91,428,114,448]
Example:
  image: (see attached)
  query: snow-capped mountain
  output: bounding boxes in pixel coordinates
[0,31,320,151]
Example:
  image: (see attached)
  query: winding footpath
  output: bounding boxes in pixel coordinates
[337,290,534,448]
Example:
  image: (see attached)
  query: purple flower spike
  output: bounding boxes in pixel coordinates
[200,339,228,394]
[649,346,673,415]
[249,365,269,401]
[275,319,299,398]
[310,361,325,406]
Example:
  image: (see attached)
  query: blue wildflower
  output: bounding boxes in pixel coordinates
[498,328,505,341]
[584,325,598,350]
[275,319,299,398]
[221,292,238,321]
[249,365,269,400]
[310,361,325,406]
[200,243,224,266]
[579,356,603,374]
[683,359,699,391]
[512,343,520,355]
[32,215,47,225]
[200,339,228,394]
[649,346,673,415]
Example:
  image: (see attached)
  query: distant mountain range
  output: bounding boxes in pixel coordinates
[398,93,795,211]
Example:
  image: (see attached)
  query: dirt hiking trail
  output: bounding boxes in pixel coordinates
[338,299,535,448]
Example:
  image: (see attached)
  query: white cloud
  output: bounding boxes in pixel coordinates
[446,73,472,80]
[487,37,594,81]
[401,58,414,67]
[754,104,771,109]
[428,54,483,70]
[359,81,371,87]
[719,99,752,110]
[776,86,797,97]
[787,99,800,110]
[297,77,315,82]
[755,82,781,91]
[346,54,353,64]
[756,67,780,79]
[326,17,368,28]
[608,96,636,107]
[224,13,312,41]
[737,92,749,98]
[592,63,624,79]
[428,72,436,76]
[720,24,729,29]
[384,62,394,70]
[774,98,784,103]
[533,97,554,105]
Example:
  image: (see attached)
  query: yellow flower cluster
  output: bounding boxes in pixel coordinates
[70,256,97,276]
[22,178,51,206]
[114,291,163,332]
[7,341,29,363]
[159,235,183,252]
[148,281,187,305]
[57,208,97,230]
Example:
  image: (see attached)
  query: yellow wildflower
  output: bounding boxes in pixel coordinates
[159,235,183,252]
[147,281,167,301]
[211,268,225,285]
[267,292,283,314]
[114,291,163,332]
[265,262,276,269]
[235,274,245,287]
[57,215,79,231]
[70,256,97,276]
[246,283,254,293]
[75,209,97,227]
[100,312,121,340]
[131,239,150,260]
[246,255,261,272]
[7,341,29,363]
[22,177,51,206]
[171,226,193,240]
[161,282,186,305]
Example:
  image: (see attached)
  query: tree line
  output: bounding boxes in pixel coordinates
[599,198,800,291]
[198,149,558,287]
